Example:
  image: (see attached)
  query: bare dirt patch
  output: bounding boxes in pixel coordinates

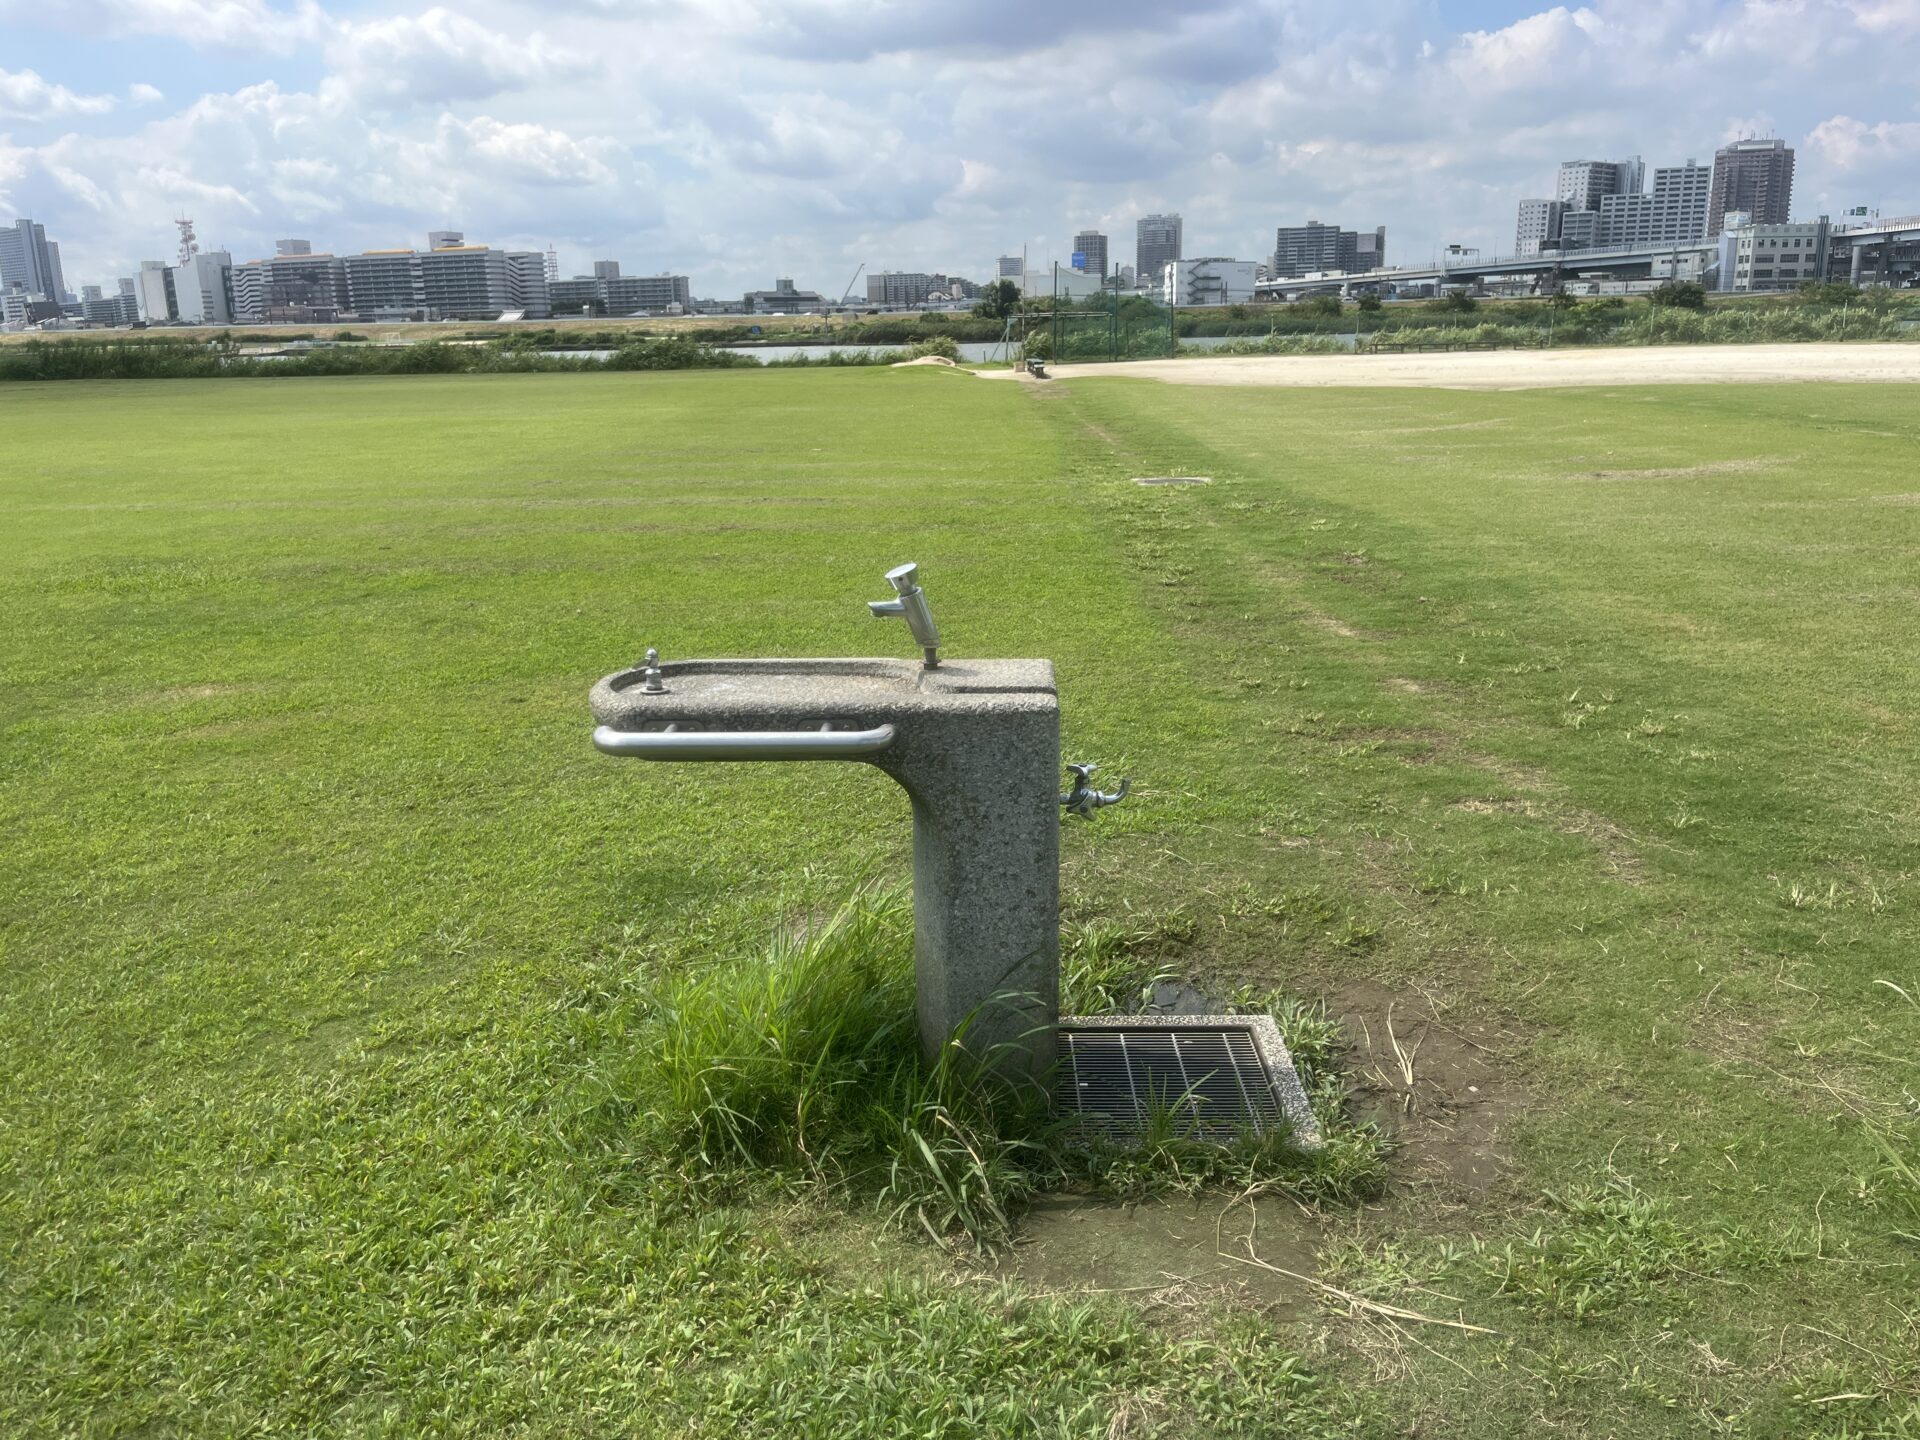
[1447,788,1646,885]
[1328,978,1526,1199]
[989,1192,1323,1316]
[139,683,256,704]
[1577,457,1786,481]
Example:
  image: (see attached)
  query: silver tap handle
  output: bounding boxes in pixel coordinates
[1060,763,1131,819]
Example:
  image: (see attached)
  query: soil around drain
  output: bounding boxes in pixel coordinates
[1328,978,1524,1198]
[988,1193,1321,1315]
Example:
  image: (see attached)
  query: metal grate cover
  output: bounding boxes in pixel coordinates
[1056,1015,1319,1146]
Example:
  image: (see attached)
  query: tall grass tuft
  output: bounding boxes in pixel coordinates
[583,887,1384,1246]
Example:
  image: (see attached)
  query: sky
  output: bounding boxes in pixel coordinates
[1,0,1916,297]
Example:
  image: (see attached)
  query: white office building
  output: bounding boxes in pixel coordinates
[170,250,235,325]
[1163,257,1259,306]
[1599,163,1710,246]
[1717,216,1831,292]
[1515,199,1569,257]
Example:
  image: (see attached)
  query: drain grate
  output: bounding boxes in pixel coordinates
[1057,1015,1319,1146]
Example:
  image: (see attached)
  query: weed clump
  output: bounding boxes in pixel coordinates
[1479,1172,1800,1318]
[586,889,1385,1246]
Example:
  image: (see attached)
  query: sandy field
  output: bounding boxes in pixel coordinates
[978,342,1920,389]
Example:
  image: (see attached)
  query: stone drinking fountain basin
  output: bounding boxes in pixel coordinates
[589,564,1317,1142]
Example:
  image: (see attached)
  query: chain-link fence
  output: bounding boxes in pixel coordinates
[1019,290,1178,364]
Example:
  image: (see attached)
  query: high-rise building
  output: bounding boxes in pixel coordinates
[1271,221,1385,277]
[170,250,235,325]
[1556,158,1644,211]
[1515,199,1568,256]
[1708,138,1793,238]
[341,237,550,319]
[1558,210,1601,250]
[997,255,1022,278]
[133,260,175,323]
[232,250,349,322]
[44,240,68,302]
[1135,213,1182,283]
[866,271,938,306]
[592,259,621,280]
[1599,162,1710,245]
[1072,229,1108,279]
[0,218,61,299]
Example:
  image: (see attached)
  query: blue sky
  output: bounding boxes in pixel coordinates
[2,0,1915,295]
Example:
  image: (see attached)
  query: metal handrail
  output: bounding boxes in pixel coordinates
[591,723,896,761]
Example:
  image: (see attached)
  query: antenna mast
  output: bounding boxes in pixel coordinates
[174,217,199,269]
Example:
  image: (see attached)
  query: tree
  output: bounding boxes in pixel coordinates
[1648,281,1706,310]
[1297,293,1341,318]
[1798,280,1861,306]
[1427,289,1478,313]
[974,279,1020,320]
[1355,293,1383,315]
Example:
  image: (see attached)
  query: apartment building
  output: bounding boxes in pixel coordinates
[1599,162,1710,245]
[1271,221,1386,277]
[231,247,349,323]
[1708,138,1794,238]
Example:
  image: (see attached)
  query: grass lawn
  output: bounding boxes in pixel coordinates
[3,367,1916,1437]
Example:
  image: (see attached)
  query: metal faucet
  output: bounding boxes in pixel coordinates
[1060,763,1131,819]
[867,562,941,668]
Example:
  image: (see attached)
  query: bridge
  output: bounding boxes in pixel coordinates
[1254,240,1716,300]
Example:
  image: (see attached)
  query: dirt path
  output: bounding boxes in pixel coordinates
[978,341,1920,389]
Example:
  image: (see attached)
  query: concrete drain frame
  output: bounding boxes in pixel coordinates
[1056,1013,1321,1148]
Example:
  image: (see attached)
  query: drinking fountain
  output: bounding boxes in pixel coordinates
[591,564,1086,1081]
[590,564,1319,1144]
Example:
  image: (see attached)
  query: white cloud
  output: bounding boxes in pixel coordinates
[437,115,620,186]
[0,0,324,53]
[0,68,117,120]
[1451,7,1606,87]
[5,0,1919,295]
[322,8,595,108]
[1804,113,1920,167]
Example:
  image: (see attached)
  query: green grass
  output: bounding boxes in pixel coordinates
[3,367,1917,1435]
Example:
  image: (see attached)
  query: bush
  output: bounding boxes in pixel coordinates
[1295,294,1341,318]
[906,334,960,361]
[1798,280,1861,306]
[1648,281,1707,310]
[1428,289,1478,314]
[1355,293,1383,315]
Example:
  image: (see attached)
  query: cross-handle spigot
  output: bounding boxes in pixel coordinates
[867,561,941,669]
[1060,762,1131,820]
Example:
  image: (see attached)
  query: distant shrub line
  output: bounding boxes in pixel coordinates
[0,336,760,383]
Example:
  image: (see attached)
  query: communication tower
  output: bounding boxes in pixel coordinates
[174,217,198,268]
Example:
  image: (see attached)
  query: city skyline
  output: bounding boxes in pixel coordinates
[1,1,1916,296]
